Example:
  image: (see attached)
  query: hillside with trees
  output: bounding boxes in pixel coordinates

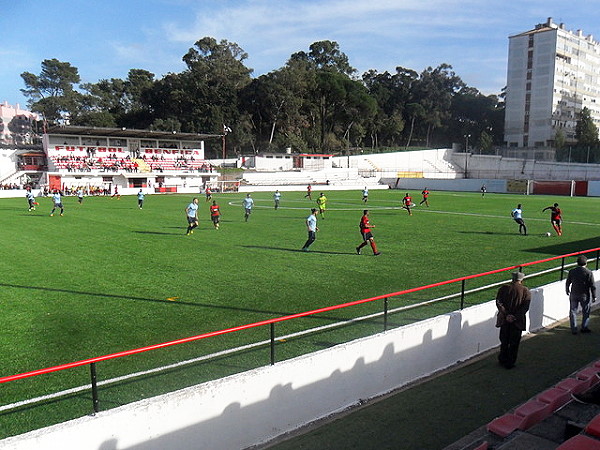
[21,38,505,157]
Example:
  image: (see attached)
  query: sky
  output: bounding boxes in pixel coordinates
[1,0,599,109]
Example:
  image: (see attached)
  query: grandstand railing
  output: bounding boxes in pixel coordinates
[1,248,598,420]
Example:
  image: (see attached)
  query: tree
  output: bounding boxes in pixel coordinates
[289,40,355,76]
[20,58,81,122]
[576,107,599,147]
[177,37,253,140]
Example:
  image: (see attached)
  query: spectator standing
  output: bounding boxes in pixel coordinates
[495,272,531,369]
[566,255,597,334]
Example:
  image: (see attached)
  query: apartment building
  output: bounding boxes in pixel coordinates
[504,18,600,159]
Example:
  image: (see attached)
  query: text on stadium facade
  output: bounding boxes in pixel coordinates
[51,146,202,156]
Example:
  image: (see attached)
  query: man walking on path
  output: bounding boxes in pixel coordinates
[496,271,531,369]
[566,255,597,334]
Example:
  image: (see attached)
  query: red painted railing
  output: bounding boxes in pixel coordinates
[1,248,598,413]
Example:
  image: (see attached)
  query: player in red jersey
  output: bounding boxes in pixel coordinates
[419,188,430,207]
[304,184,312,200]
[356,210,380,255]
[209,200,221,229]
[205,186,213,202]
[402,193,413,216]
[542,203,562,236]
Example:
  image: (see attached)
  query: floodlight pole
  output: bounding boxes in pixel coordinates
[222,134,226,160]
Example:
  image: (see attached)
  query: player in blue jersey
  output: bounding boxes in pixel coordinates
[242,193,254,222]
[301,208,319,252]
[137,189,145,209]
[50,190,64,216]
[185,198,199,235]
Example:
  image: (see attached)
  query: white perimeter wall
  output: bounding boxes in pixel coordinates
[2,275,591,450]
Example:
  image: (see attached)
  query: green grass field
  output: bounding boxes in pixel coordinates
[1,188,600,438]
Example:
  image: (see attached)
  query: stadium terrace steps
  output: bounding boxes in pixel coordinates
[483,361,600,448]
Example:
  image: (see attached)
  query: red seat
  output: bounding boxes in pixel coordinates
[557,434,600,449]
[514,400,553,429]
[487,413,522,437]
[537,387,571,410]
[556,377,589,395]
[487,400,552,437]
[585,413,600,438]
[577,367,600,390]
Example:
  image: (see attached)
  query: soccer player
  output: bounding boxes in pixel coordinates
[242,193,254,222]
[205,186,212,202]
[511,204,527,235]
[356,210,381,256]
[402,192,413,216]
[185,197,199,235]
[301,208,319,252]
[316,192,327,219]
[26,189,36,211]
[273,190,281,210]
[362,187,369,203]
[111,185,121,199]
[419,188,430,207]
[304,184,312,200]
[210,200,221,229]
[480,184,487,197]
[77,189,84,205]
[137,189,145,209]
[542,203,563,236]
[50,190,64,216]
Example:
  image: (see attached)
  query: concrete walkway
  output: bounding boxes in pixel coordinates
[265,311,600,449]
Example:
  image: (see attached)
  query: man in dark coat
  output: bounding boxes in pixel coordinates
[496,272,531,369]
[566,255,597,334]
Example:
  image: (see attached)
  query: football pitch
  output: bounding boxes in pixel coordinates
[1,188,600,438]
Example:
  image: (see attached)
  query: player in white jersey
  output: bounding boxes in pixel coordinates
[242,193,254,222]
[273,190,281,209]
[185,198,199,235]
[50,190,64,216]
[511,204,527,235]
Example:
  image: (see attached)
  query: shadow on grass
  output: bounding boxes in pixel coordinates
[525,236,600,256]
[0,282,351,324]
[458,231,517,236]
[243,245,353,255]
[133,230,184,236]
